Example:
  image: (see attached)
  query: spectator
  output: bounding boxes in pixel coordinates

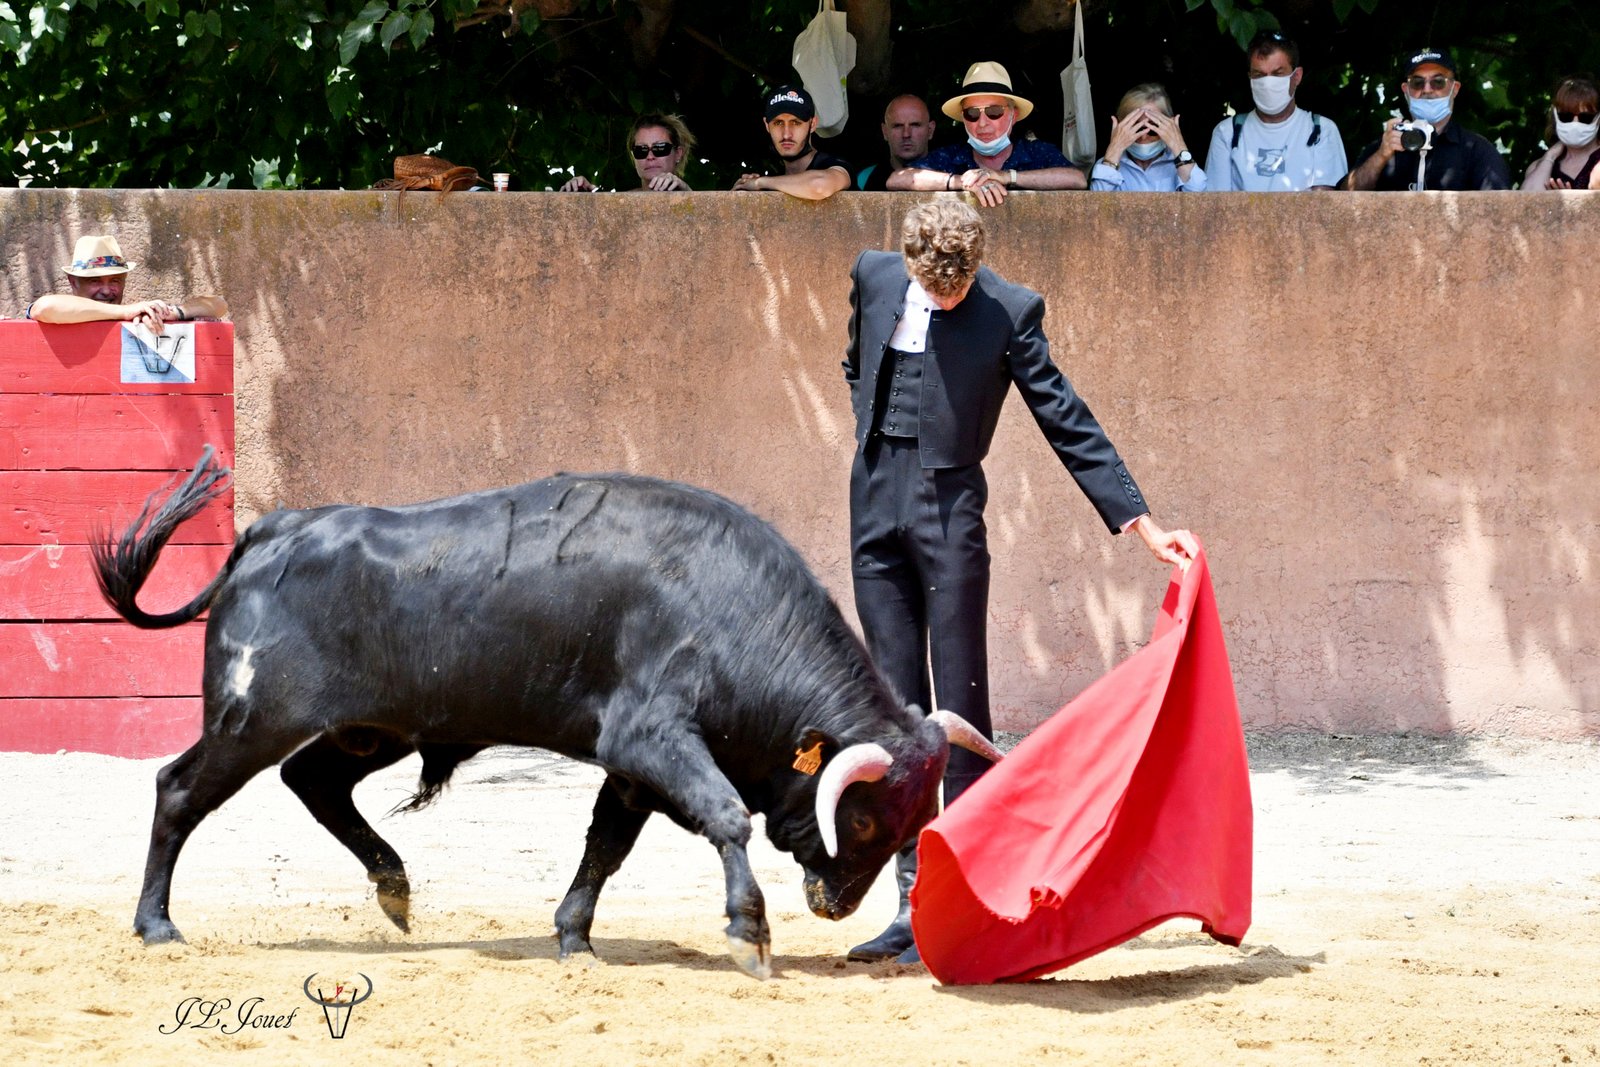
[887,61,1086,206]
[1092,83,1206,191]
[24,235,226,335]
[855,94,935,190]
[1342,47,1511,191]
[561,113,696,192]
[1521,75,1600,191]
[731,85,851,201]
[1205,30,1347,191]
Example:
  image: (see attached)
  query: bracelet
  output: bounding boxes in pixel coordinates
[175,306,186,321]
[945,174,953,190]
[1008,169,1019,188]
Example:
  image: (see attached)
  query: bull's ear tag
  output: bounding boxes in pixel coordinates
[792,741,823,776]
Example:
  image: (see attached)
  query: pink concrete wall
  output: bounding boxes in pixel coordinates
[3,188,1595,738]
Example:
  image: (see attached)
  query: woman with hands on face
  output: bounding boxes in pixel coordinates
[1521,75,1600,192]
[560,112,696,193]
[1090,84,1206,191]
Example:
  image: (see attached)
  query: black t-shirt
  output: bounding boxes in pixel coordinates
[1348,120,1511,190]
[768,149,852,177]
[808,149,852,174]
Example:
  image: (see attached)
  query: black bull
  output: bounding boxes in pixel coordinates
[93,450,999,978]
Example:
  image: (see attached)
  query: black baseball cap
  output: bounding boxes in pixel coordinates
[1403,47,1457,78]
[764,85,816,122]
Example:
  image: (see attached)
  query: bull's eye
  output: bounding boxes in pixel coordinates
[849,813,875,838]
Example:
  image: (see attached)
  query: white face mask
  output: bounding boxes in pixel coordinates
[1250,74,1293,115]
[1554,108,1600,148]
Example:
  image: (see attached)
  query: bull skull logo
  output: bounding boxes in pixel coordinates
[302,972,373,1039]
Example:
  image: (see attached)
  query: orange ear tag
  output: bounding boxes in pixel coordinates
[792,741,823,775]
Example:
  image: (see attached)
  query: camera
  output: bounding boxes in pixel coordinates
[1394,120,1434,152]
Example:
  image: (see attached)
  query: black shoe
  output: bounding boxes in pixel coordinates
[894,942,922,965]
[847,845,918,961]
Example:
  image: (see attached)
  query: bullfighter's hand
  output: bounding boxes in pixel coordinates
[1130,515,1198,571]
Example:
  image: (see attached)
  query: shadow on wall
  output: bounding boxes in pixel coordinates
[1,189,1595,739]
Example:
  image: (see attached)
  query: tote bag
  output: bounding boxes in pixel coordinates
[792,0,855,138]
[1059,3,1096,166]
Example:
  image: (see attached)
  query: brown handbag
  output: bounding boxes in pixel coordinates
[372,154,484,192]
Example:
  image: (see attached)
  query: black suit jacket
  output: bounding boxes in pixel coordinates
[843,249,1146,533]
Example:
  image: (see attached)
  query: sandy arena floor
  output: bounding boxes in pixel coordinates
[2,733,1597,1065]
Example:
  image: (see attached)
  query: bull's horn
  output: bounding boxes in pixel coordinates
[929,710,1004,762]
[814,743,893,858]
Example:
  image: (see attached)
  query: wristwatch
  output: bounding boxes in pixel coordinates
[1173,150,1195,167]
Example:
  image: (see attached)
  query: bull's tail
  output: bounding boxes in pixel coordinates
[91,446,235,629]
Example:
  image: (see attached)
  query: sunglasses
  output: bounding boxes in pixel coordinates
[1405,75,1452,93]
[630,142,677,159]
[1556,110,1598,124]
[961,104,1010,122]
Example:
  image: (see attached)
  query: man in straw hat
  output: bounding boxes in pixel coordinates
[840,199,1195,962]
[887,61,1085,205]
[25,235,227,334]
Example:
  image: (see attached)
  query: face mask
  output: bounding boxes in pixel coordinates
[1555,110,1600,147]
[1407,93,1452,125]
[967,131,1011,157]
[1250,74,1293,115]
[1126,139,1165,161]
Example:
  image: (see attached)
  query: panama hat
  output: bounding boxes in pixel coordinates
[942,61,1034,121]
[64,235,136,277]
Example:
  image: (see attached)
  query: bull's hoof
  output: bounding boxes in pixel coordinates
[135,918,186,946]
[726,935,771,980]
[557,932,596,959]
[372,873,411,933]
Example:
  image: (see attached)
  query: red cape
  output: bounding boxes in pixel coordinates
[910,547,1252,984]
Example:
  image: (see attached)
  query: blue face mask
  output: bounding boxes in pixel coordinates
[967,132,1011,157]
[1407,94,1452,125]
[1126,139,1165,161]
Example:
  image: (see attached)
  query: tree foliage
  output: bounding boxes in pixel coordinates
[1,1,1596,191]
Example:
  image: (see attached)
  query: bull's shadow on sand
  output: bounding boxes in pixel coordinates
[258,931,1323,1002]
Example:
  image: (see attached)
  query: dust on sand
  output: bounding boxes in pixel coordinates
[2,734,1597,1065]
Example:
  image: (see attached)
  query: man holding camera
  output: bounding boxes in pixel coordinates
[1342,48,1510,191]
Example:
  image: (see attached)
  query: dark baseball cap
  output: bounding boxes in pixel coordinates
[764,85,816,122]
[1402,47,1456,78]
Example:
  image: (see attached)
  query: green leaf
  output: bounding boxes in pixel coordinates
[183,9,203,38]
[379,11,410,54]
[1228,10,1255,49]
[327,73,360,119]
[205,9,221,37]
[1356,0,1380,12]
[338,0,389,65]
[1332,0,1357,21]
[407,8,433,51]
[1184,0,1207,11]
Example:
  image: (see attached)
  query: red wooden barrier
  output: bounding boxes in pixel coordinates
[0,320,234,756]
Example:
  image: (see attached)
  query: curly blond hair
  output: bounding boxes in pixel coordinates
[900,199,984,298]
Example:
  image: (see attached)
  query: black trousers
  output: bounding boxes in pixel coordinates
[849,436,993,802]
